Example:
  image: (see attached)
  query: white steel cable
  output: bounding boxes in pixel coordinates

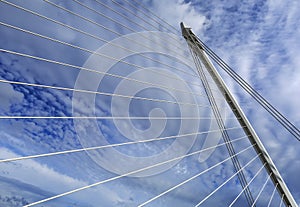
[23,144,255,207]
[94,0,151,32]
[251,172,272,207]
[120,0,178,34]
[138,147,259,207]
[228,163,268,207]
[109,0,182,49]
[94,0,187,59]
[279,195,284,207]
[2,0,225,94]
[194,154,261,207]
[0,78,214,108]
[0,47,207,98]
[0,131,246,163]
[43,0,129,37]
[70,0,197,77]
[0,116,240,120]
[95,0,183,52]
[104,0,158,31]
[129,0,179,33]
[110,0,163,32]
[267,183,278,207]
[0,0,256,108]
[95,0,186,53]
[72,0,137,34]
[0,22,208,98]
[44,0,192,64]
[0,48,228,111]
[1,0,202,82]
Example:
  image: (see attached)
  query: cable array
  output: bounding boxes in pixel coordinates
[194,36,300,142]
[24,143,255,207]
[190,47,256,206]
[0,0,293,206]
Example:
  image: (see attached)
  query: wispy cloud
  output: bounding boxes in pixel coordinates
[150,0,206,34]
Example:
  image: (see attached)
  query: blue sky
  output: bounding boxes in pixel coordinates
[0,0,299,206]
[179,0,300,204]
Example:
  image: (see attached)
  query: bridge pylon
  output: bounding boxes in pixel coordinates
[181,22,297,207]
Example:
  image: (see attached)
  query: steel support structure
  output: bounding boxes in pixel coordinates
[181,22,297,207]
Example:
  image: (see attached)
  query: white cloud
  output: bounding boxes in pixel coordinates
[0,147,87,193]
[0,82,24,111]
[149,0,206,34]
[0,146,130,206]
